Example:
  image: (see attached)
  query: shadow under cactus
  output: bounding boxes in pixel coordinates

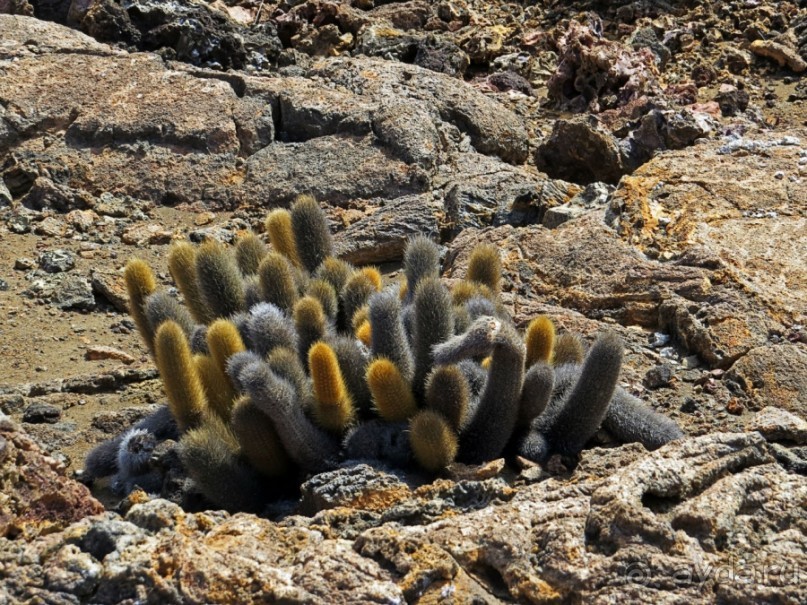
[81,194,683,514]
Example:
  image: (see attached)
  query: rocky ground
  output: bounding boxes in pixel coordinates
[1,0,806,602]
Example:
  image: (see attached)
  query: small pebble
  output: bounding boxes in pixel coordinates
[644,364,675,389]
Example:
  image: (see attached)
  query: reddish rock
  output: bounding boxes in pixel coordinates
[0,413,104,540]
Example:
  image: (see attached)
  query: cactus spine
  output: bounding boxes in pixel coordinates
[308,341,355,432]
[195,240,245,319]
[525,316,556,367]
[366,358,418,422]
[290,195,333,273]
[410,410,458,472]
[235,233,267,276]
[154,321,207,431]
[168,242,212,324]
[124,259,158,352]
[265,208,300,266]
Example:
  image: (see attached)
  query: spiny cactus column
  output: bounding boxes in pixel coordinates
[195,240,245,319]
[168,242,214,325]
[124,259,158,352]
[308,342,356,432]
[235,233,267,276]
[459,323,525,463]
[409,410,458,472]
[367,359,418,422]
[265,208,301,267]
[291,195,333,273]
[154,321,207,431]
[178,414,269,512]
[525,315,556,367]
[258,252,299,314]
[403,235,440,303]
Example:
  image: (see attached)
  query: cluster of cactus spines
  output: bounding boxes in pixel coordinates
[412,277,454,396]
[258,252,298,314]
[525,316,556,367]
[237,358,339,473]
[265,208,300,267]
[553,332,585,365]
[124,259,158,352]
[403,235,440,303]
[518,332,624,462]
[466,244,502,294]
[340,272,378,331]
[369,289,413,382]
[231,395,290,477]
[178,413,269,512]
[603,388,685,449]
[424,364,470,431]
[195,240,246,319]
[87,192,684,512]
[307,278,339,321]
[111,428,162,496]
[308,341,356,432]
[458,322,526,463]
[328,336,372,412]
[291,194,333,273]
[517,362,555,429]
[235,233,268,276]
[294,296,328,365]
[144,291,196,341]
[154,321,207,432]
[315,256,353,294]
[168,243,213,324]
[82,405,177,487]
[410,410,459,472]
[366,358,418,422]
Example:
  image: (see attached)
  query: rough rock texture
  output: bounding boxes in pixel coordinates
[1,4,807,603]
[2,426,806,603]
[0,412,104,540]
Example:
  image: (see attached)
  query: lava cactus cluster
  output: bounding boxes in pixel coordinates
[84,195,683,512]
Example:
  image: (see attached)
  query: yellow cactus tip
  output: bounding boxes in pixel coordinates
[366,358,417,422]
[409,410,458,473]
[525,315,556,367]
[356,320,372,347]
[308,341,355,431]
[360,267,383,291]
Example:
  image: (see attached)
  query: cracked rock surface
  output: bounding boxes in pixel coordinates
[1,3,806,603]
